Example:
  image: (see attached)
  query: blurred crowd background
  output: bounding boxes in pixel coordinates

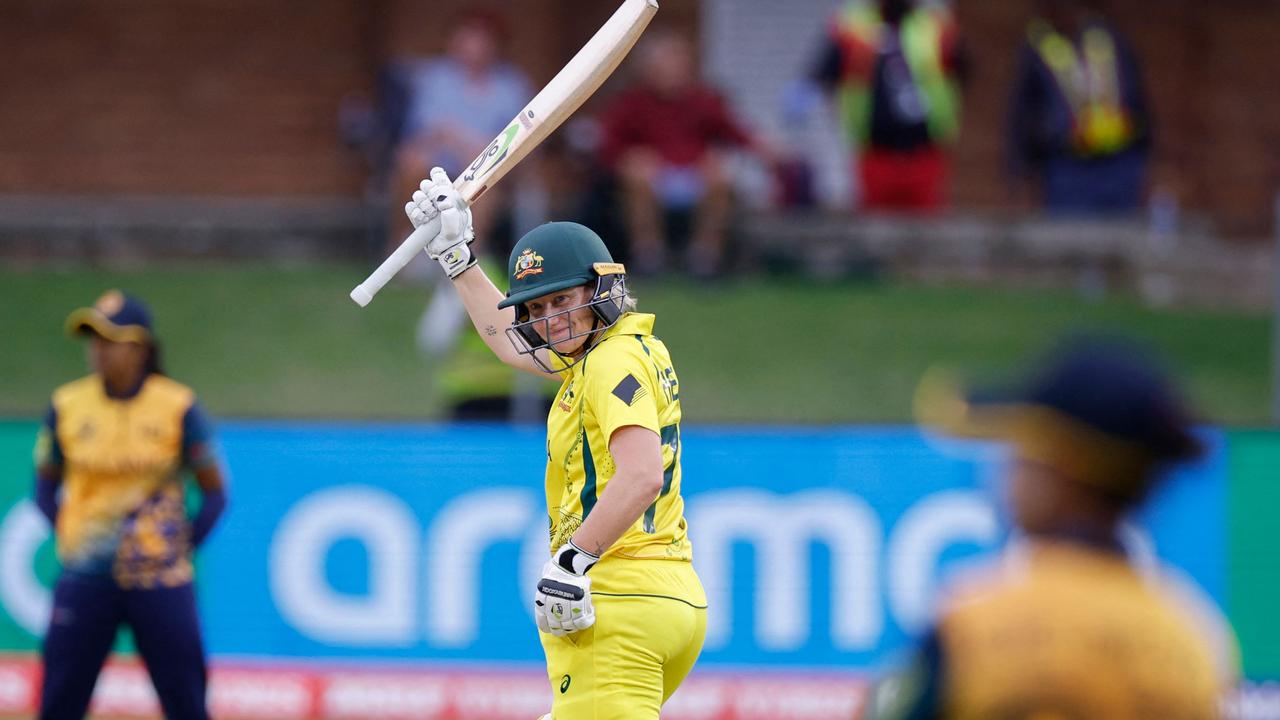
[2,0,1276,424]
[2,0,1278,276]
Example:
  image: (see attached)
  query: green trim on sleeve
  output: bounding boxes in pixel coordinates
[642,423,680,533]
[579,428,598,519]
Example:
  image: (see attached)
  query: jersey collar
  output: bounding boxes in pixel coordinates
[557,313,655,375]
[587,312,654,355]
[598,312,654,341]
[101,372,149,400]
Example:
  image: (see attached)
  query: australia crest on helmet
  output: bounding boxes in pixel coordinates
[514,248,545,280]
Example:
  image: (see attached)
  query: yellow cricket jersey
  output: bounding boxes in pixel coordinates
[36,374,213,589]
[544,313,698,599]
[870,539,1227,720]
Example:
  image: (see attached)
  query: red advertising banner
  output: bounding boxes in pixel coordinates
[0,655,869,720]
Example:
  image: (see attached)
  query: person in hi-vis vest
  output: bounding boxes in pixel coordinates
[811,0,968,211]
[1008,0,1152,214]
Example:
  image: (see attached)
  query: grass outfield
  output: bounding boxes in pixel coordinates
[0,264,1271,424]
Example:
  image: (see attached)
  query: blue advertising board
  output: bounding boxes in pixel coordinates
[0,423,1227,671]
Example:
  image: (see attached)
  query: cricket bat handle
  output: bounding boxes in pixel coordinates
[349,221,436,307]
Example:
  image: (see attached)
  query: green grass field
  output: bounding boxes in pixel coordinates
[0,264,1272,424]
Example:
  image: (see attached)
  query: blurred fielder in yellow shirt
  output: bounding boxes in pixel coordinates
[867,337,1236,720]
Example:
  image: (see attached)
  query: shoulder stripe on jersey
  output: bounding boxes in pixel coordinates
[642,423,680,533]
[579,427,598,518]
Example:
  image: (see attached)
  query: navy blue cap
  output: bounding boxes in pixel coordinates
[1012,338,1202,461]
[65,290,154,344]
[916,336,1202,497]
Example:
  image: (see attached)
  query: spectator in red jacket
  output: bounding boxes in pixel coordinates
[599,31,771,278]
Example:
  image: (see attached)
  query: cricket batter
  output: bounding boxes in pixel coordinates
[405,167,706,719]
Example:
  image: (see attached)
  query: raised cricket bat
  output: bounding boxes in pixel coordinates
[350,0,659,307]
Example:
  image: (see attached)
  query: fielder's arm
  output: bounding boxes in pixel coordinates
[33,407,63,525]
[451,265,560,379]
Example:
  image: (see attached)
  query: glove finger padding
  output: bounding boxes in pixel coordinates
[535,599,567,636]
[405,201,438,230]
[572,606,594,631]
[534,598,555,635]
[405,185,440,230]
[405,165,457,232]
[425,166,453,196]
[427,167,466,212]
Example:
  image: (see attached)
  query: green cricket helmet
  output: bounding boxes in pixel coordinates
[499,222,628,372]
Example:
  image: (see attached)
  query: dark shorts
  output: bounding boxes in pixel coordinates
[40,572,209,720]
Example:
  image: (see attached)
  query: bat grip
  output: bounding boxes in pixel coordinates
[349,224,433,306]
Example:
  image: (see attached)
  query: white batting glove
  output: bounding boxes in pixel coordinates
[404,167,476,279]
[404,185,441,233]
[534,541,599,636]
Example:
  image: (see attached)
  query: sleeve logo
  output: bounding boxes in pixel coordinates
[611,374,647,406]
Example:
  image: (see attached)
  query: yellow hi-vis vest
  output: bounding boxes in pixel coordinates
[1029,18,1135,157]
[439,256,517,404]
[835,1,961,146]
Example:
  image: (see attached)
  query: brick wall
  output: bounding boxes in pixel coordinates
[952,0,1280,235]
[0,0,1275,234]
[0,0,374,197]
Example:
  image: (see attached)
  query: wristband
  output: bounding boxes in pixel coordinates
[553,540,600,576]
[439,243,476,279]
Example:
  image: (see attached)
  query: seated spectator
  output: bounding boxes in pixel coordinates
[599,31,772,278]
[391,10,531,254]
[811,0,967,212]
[387,11,542,417]
[1008,0,1151,215]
